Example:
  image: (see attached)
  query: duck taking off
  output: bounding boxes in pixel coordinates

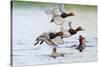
[34,32,64,58]
[34,22,84,58]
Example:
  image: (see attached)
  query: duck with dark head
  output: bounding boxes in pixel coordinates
[34,22,84,58]
[56,22,84,38]
[61,12,74,18]
[76,35,86,52]
[51,12,74,22]
[34,32,64,58]
[59,4,74,18]
[51,12,75,23]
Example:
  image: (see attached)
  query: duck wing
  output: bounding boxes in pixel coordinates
[59,3,64,13]
[51,36,64,44]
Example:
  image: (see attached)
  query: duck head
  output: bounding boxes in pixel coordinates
[61,12,75,18]
[68,12,75,16]
[76,26,84,32]
[79,35,83,38]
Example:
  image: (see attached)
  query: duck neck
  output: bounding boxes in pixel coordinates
[61,12,68,18]
[75,28,79,33]
[49,33,57,39]
[56,32,64,37]
[68,29,76,35]
[67,13,72,16]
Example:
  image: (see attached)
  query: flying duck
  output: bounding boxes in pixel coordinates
[56,22,84,38]
[51,12,74,23]
[45,4,75,25]
[34,32,64,58]
[34,22,84,58]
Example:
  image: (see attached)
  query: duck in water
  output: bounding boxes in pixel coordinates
[76,35,86,52]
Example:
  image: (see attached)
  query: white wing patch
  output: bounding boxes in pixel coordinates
[51,36,64,45]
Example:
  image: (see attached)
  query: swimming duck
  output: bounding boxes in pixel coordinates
[76,35,86,52]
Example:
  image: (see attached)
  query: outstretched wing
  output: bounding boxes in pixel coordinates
[68,21,72,29]
[45,7,62,16]
[59,3,64,12]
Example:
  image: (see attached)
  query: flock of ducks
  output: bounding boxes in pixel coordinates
[34,4,86,58]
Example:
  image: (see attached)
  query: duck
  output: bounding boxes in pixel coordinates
[51,4,74,23]
[45,4,75,25]
[51,12,74,23]
[76,35,86,52]
[34,22,84,58]
[56,22,84,38]
[34,32,64,58]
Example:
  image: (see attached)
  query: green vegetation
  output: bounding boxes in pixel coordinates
[12,1,97,12]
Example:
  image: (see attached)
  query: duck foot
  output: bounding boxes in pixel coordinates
[50,53,64,59]
[50,55,57,59]
[50,47,64,58]
[76,46,85,52]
